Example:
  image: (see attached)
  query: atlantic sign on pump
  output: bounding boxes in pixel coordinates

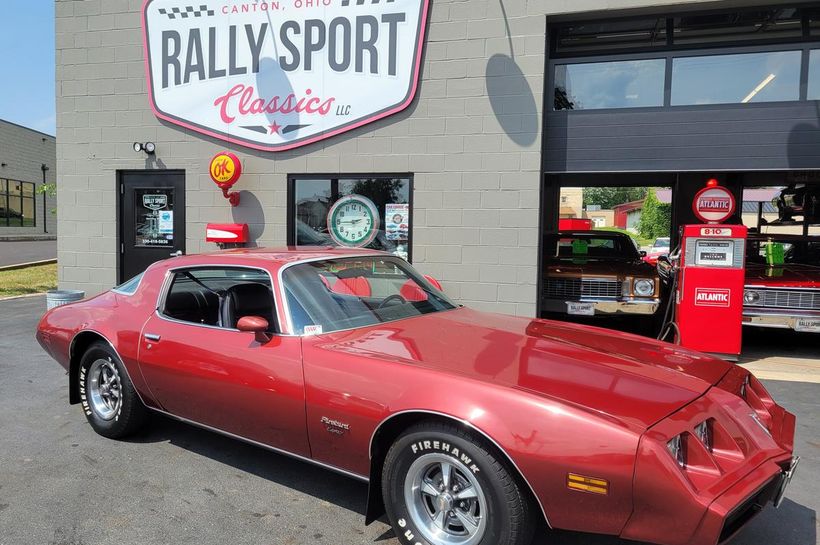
[142,0,429,151]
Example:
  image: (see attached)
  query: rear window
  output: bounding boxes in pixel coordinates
[113,273,144,295]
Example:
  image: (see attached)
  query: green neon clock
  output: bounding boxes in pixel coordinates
[327,194,380,247]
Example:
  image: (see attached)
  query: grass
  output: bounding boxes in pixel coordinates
[0,263,58,298]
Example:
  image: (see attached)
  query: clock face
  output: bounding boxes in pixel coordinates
[327,195,380,247]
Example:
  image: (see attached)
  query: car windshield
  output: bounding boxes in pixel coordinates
[747,239,820,266]
[282,256,457,335]
[653,238,670,248]
[544,233,639,261]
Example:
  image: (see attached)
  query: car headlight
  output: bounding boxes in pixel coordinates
[667,435,686,468]
[634,279,655,297]
[744,290,760,305]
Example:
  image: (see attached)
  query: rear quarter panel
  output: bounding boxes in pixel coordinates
[302,330,641,535]
[36,266,167,409]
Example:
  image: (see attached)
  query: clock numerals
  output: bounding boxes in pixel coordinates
[328,195,380,247]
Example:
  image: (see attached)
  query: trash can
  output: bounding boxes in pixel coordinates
[46,290,85,310]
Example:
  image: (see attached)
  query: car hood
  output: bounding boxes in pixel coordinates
[544,259,656,278]
[745,263,820,288]
[315,308,730,431]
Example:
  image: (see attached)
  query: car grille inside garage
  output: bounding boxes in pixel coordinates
[752,289,820,310]
[544,278,621,300]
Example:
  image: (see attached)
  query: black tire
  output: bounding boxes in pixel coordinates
[382,421,535,545]
[78,341,148,438]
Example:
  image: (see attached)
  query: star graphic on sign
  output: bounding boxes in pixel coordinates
[268,121,282,134]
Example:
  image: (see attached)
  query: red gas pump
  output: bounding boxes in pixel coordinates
[674,223,748,360]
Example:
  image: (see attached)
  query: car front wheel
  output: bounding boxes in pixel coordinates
[78,341,147,438]
[382,421,535,545]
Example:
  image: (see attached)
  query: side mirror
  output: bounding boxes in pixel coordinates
[237,315,271,343]
[656,256,673,282]
[639,250,647,257]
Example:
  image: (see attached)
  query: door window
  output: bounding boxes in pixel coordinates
[161,268,276,332]
[134,188,175,247]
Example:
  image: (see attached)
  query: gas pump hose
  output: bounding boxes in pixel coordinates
[656,251,681,344]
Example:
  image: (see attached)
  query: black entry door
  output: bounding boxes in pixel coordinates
[119,170,186,282]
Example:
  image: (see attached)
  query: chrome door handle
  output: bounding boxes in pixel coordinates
[144,333,161,342]
[170,250,183,257]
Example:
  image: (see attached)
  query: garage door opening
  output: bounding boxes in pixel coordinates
[540,180,674,334]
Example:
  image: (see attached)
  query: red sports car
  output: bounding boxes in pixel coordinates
[36,248,798,545]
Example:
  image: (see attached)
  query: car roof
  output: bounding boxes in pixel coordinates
[158,246,388,270]
[748,233,818,242]
[548,230,630,238]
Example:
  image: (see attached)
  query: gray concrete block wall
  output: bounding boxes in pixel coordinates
[56,0,740,313]
[0,120,57,236]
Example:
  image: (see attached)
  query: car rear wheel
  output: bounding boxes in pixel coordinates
[382,422,535,545]
[78,341,147,438]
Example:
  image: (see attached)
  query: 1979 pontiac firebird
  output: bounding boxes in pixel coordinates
[36,248,798,545]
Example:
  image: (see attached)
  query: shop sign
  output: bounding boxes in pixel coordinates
[143,194,168,210]
[142,0,430,152]
[209,151,242,187]
[693,184,735,223]
[694,288,731,308]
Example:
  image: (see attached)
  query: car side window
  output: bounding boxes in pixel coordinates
[161,267,277,332]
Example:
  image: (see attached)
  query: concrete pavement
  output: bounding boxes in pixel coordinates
[0,295,816,545]
[0,240,56,267]
[740,327,820,384]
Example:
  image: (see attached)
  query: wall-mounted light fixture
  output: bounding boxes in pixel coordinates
[133,142,156,155]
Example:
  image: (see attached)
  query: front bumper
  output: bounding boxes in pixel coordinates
[743,308,820,332]
[541,297,659,316]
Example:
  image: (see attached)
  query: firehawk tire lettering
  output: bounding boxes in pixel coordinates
[382,422,535,545]
[410,441,481,474]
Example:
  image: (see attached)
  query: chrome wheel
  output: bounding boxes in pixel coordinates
[87,358,121,421]
[404,453,488,545]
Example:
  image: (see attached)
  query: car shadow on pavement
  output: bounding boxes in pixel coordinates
[126,415,816,545]
[530,498,815,545]
[127,413,371,517]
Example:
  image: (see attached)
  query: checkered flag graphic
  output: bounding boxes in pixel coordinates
[158,5,215,19]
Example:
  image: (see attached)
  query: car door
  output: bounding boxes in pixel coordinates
[137,266,309,456]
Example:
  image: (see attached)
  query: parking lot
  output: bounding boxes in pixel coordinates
[0,295,817,545]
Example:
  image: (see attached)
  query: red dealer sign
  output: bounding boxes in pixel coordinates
[692,179,736,224]
[142,0,430,152]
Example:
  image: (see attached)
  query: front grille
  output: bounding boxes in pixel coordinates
[747,288,820,310]
[544,278,620,300]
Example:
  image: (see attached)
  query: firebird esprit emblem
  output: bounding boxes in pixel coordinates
[321,416,350,436]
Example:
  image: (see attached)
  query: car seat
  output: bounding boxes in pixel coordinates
[220,283,275,330]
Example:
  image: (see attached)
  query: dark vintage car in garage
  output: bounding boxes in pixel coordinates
[743,234,820,333]
[541,231,661,320]
[36,248,798,545]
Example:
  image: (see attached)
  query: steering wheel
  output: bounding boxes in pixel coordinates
[378,294,407,309]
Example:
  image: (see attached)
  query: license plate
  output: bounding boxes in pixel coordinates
[795,318,820,333]
[567,302,594,316]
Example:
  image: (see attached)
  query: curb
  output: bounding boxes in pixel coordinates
[0,292,47,302]
[0,259,58,272]
[0,236,57,242]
